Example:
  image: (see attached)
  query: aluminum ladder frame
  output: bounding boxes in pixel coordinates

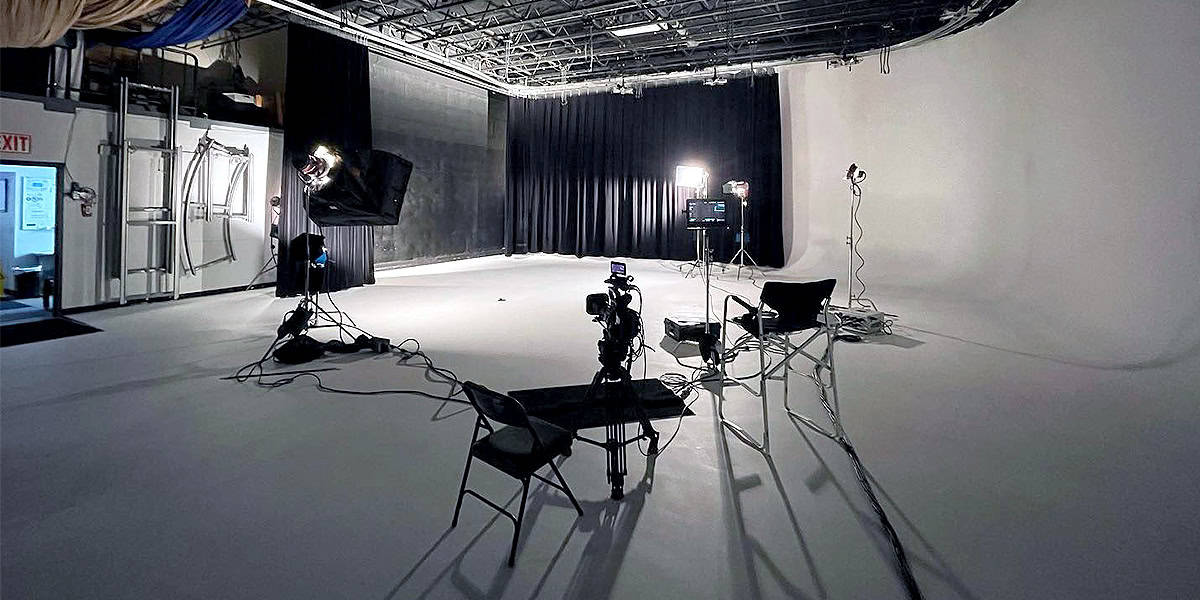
[117,77,180,304]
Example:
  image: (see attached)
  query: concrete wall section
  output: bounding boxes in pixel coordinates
[368,56,507,264]
[779,0,1200,367]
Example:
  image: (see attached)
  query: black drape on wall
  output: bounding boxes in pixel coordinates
[506,75,784,267]
[277,25,375,296]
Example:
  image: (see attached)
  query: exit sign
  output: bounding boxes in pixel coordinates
[1,132,32,154]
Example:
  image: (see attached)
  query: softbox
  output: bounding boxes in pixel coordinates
[307,149,412,226]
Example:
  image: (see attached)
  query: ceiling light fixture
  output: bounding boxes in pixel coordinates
[608,22,667,37]
[702,66,728,86]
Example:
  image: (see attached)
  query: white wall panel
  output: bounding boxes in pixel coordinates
[0,96,280,309]
[780,0,1200,367]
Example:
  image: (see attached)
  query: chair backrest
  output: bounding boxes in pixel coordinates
[463,381,532,430]
[760,279,837,325]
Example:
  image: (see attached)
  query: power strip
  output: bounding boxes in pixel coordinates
[831,306,889,335]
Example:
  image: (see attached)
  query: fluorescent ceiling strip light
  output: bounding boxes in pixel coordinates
[608,22,667,37]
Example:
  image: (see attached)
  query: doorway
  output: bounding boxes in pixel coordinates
[0,159,97,346]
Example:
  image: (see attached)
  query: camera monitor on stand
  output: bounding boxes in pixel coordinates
[687,198,728,230]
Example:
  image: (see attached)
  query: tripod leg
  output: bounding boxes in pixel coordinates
[585,372,626,499]
[618,372,658,455]
[609,420,624,501]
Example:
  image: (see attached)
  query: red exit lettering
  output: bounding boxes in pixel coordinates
[0,132,32,154]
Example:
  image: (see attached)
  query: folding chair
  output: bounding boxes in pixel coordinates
[718,279,844,454]
[452,381,584,567]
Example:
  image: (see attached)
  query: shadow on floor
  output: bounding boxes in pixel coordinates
[715,398,827,600]
[550,458,655,600]
[788,416,980,600]
[383,457,656,600]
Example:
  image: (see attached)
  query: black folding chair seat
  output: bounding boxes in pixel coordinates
[472,417,573,479]
[453,381,583,567]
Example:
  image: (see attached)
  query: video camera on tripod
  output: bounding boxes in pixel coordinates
[581,261,658,499]
[586,262,642,368]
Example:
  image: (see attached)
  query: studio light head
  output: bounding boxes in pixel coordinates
[845,163,866,183]
[722,180,749,200]
[298,144,341,189]
[675,165,708,194]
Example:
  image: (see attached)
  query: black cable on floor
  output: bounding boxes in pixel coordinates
[230,303,466,404]
[841,439,923,599]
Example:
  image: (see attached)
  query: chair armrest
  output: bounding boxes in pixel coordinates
[727,293,758,314]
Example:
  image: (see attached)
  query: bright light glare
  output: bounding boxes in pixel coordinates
[609,22,667,37]
[313,145,340,170]
[302,145,342,189]
[675,165,707,190]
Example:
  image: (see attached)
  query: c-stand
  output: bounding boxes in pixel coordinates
[579,265,659,500]
[272,148,375,351]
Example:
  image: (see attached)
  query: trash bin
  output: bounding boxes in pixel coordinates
[12,267,42,299]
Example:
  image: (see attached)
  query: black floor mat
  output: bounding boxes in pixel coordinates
[509,378,692,431]
[0,299,37,311]
[1,317,101,347]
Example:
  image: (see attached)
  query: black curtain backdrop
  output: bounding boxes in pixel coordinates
[277,25,375,296]
[506,75,783,267]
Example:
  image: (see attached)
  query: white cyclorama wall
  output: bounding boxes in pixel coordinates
[780,0,1200,367]
[0,96,282,309]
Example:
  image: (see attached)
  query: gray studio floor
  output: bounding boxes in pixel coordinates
[2,255,1198,599]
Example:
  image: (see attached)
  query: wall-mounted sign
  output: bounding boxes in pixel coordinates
[21,177,55,230]
[0,132,32,154]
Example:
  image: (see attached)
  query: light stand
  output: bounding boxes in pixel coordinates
[724,181,759,280]
[280,146,358,340]
[832,163,894,337]
[246,197,281,290]
[844,164,869,308]
[675,165,708,279]
[694,222,723,376]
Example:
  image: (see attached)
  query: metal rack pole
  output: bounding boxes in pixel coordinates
[119,77,130,305]
[168,84,180,300]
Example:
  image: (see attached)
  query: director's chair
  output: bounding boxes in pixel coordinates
[718,279,846,454]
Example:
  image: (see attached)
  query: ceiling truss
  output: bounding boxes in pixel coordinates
[179,0,1018,93]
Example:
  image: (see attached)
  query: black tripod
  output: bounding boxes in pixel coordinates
[577,337,659,500]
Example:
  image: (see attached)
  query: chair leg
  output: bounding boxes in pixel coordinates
[451,452,474,528]
[453,420,484,527]
[549,460,584,516]
[508,478,530,567]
